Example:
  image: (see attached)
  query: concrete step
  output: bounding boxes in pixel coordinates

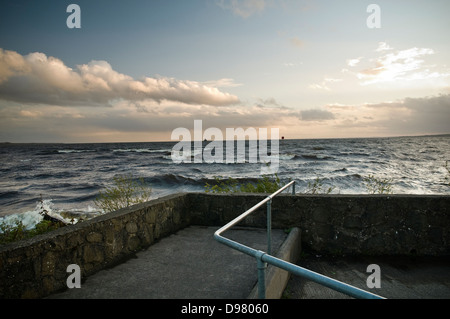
[283,254,450,299]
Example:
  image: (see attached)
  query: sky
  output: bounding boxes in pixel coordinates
[0,0,449,143]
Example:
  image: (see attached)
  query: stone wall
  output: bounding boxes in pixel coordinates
[1,192,449,298]
[0,193,190,299]
[190,193,450,256]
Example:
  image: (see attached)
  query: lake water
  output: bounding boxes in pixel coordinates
[1,134,449,228]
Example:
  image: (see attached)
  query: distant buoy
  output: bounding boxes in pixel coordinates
[282,136,285,140]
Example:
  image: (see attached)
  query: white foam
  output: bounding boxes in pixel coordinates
[0,199,74,233]
[113,148,168,153]
[58,149,94,153]
[279,153,296,160]
[0,210,42,231]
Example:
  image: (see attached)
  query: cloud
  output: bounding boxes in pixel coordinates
[375,42,393,52]
[216,0,269,18]
[0,97,302,142]
[309,77,343,91]
[325,43,450,92]
[255,97,285,108]
[0,49,30,83]
[201,78,242,88]
[290,37,304,48]
[2,92,448,142]
[346,57,362,67]
[356,45,449,85]
[328,94,450,135]
[0,48,240,107]
[300,109,335,121]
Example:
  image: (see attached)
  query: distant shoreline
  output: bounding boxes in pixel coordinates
[1,133,449,146]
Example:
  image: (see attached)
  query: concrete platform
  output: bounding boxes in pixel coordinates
[283,254,450,299]
[47,224,450,300]
[48,226,291,299]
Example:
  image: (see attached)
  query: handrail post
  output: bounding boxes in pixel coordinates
[266,199,272,255]
[256,251,266,299]
[292,181,295,195]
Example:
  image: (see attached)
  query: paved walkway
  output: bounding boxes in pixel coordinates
[49,226,288,299]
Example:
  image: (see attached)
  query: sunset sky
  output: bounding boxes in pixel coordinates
[0,0,449,143]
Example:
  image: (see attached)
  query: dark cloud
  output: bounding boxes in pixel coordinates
[332,94,450,135]
[301,109,335,121]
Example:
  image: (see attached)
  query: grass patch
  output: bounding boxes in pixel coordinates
[205,174,282,194]
[94,174,152,213]
[0,219,65,245]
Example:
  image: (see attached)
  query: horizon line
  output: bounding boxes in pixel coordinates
[1,133,449,145]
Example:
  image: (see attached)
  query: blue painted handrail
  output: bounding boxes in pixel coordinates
[214,181,385,299]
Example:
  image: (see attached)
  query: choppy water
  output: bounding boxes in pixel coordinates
[1,135,449,229]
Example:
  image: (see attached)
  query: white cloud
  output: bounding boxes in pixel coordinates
[346,57,362,67]
[0,49,240,107]
[325,43,450,92]
[309,77,343,91]
[375,42,393,52]
[357,45,450,86]
[0,49,30,83]
[201,78,242,88]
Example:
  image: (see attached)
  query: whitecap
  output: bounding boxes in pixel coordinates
[0,199,73,233]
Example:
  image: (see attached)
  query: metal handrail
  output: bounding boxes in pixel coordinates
[214,181,385,299]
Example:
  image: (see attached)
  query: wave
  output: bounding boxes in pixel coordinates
[146,173,273,188]
[113,148,172,154]
[58,149,97,154]
[33,171,80,180]
[163,151,297,163]
[147,174,205,187]
[162,149,203,162]
[0,200,71,232]
[36,150,59,155]
[0,199,106,233]
[338,151,370,157]
[301,154,334,160]
[1,136,448,220]
[279,153,296,160]
[0,190,20,200]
